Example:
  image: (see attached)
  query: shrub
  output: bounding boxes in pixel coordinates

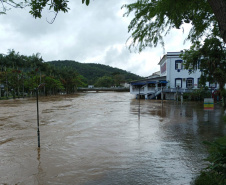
[193,137,226,185]
[203,140,226,184]
[183,89,211,101]
[193,171,220,185]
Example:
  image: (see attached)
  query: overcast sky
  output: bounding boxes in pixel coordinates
[0,0,192,77]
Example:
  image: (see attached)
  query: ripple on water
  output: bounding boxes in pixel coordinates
[0,93,225,185]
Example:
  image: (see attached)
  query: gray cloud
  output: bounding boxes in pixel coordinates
[0,0,191,77]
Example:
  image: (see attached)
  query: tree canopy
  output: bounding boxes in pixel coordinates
[123,0,226,51]
[0,0,90,22]
[0,50,87,98]
[181,37,226,105]
[48,60,142,85]
[0,50,139,99]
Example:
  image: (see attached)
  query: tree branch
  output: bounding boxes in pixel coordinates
[46,11,58,24]
[207,0,226,43]
[0,0,6,12]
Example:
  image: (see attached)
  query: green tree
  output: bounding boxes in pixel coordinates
[43,76,64,95]
[181,37,226,106]
[0,0,90,23]
[58,67,86,94]
[123,0,226,51]
[0,50,92,96]
[95,76,114,87]
[48,60,141,84]
[112,73,125,86]
[193,137,226,185]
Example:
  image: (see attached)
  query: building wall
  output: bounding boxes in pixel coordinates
[165,52,202,89]
[130,51,222,100]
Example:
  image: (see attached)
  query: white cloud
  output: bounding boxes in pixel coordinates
[0,0,191,77]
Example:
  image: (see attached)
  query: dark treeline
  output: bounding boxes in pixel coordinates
[0,50,87,99]
[0,50,142,99]
[48,60,142,85]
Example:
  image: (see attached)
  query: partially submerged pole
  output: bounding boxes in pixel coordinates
[139,87,141,118]
[36,87,40,148]
[36,83,45,148]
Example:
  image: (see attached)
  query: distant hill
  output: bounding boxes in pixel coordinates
[47,60,143,84]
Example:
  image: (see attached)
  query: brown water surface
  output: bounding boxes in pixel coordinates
[0,92,225,185]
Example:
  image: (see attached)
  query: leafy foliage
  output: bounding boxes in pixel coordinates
[29,0,70,21]
[0,0,90,23]
[204,141,226,180]
[123,0,223,52]
[0,50,87,98]
[48,60,142,85]
[193,137,226,185]
[182,38,226,88]
[0,50,141,97]
[94,76,114,87]
[181,37,226,106]
[193,171,220,185]
[183,88,211,101]
[82,0,90,6]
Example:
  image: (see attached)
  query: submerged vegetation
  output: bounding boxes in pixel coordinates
[0,50,87,98]
[193,119,226,185]
[0,50,141,99]
[183,88,212,101]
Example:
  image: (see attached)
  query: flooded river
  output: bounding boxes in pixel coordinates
[0,92,225,185]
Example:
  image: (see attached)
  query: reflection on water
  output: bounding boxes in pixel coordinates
[0,92,225,185]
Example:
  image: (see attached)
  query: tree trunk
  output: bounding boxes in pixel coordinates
[223,96,226,108]
[208,0,226,43]
[219,83,226,107]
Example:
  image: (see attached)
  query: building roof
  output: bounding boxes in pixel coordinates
[130,75,167,85]
[146,71,160,79]
[158,51,182,65]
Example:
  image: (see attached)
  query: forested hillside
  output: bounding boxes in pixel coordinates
[0,50,143,99]
[48,60,142,85]
[0,51,88,98]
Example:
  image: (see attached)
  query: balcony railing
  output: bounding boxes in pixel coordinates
[131,87,195,95]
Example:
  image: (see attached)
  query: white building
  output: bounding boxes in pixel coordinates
[130,51,217,100]
[159,52,202,89]
[88,85,94,88]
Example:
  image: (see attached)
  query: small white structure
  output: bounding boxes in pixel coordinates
[88,85,94,88]
[130,51,217,100]
[120,82,130,88]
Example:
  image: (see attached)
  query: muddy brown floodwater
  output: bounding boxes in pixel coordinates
[0,92,226,185]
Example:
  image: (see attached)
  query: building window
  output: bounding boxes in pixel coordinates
[161,62,166,74]
[175,78,182,88]
[175,60,183,70]
[209,82,217,88]
[186,78,194,88]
